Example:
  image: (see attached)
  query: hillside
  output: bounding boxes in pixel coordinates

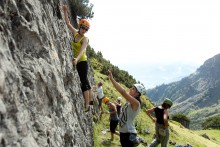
[147,53,220,129]
[92,70,220,147]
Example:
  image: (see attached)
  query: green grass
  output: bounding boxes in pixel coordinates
[168,122,219,147]
[93,70,220,147]
[93,114,121,147]
[195,129,220,145]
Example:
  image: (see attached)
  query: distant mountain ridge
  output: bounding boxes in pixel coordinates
[147,53,220,129]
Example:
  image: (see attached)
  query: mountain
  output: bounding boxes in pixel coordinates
[147,53,220,129]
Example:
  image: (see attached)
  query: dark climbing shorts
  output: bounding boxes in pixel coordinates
[120,132,137,147]
[76,61,91,92]
[110,119,119,133]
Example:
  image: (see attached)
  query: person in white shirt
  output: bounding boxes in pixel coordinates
[96,82,104,112]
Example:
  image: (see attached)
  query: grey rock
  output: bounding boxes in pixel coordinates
[0,0,96,146]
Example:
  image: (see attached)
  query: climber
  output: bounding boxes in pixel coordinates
[63,5,93,112]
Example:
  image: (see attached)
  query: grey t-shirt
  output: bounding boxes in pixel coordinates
[119,102,140,133]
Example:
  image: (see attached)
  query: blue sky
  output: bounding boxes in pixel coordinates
[87,0,220,89]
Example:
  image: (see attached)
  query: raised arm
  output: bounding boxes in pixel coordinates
[63,5,77,35]
[108,70,139,110]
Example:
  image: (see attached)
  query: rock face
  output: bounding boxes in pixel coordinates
[0,0,95,146]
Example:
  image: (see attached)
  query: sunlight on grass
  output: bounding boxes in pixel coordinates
[195,129,220,145]
[169,123,219,147]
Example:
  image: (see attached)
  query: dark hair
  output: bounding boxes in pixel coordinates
[134,95,142,105]
[162,103,171,109]
[98,82,102,86]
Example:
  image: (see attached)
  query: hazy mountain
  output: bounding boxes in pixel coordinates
[147,53,220,129]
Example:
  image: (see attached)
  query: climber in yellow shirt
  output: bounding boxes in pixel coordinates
[63,5,93,111]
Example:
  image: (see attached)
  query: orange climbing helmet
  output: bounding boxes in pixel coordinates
[78,19,90,29]
[103,97,109,104]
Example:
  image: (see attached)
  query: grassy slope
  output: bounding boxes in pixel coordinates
[93,70,220,147]
[195,129,220,145]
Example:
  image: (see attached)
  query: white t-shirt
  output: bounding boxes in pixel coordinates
[97,86,104,99]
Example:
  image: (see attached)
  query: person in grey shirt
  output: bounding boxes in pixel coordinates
[108,70,146,147]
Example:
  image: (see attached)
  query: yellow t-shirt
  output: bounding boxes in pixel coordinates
[72,33,87,63]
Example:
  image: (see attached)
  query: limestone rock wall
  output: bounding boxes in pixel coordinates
[0,0,94,146]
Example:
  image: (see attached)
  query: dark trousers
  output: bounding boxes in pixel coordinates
[110,120,119,133]
[76,61,91,92]
[120,132,135,147]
